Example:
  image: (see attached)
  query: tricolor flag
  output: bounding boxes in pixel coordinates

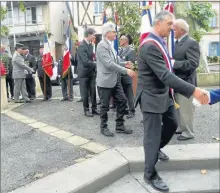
[164,1,175,57]
[139,1,153,43]
[62,22,72,78]
[42,33,53,77]
[114,11,119,54]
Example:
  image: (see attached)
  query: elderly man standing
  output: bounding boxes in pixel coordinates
[173,19,200,141]
[136,11,208,191]
[96,22,136,137]
[12,43,34,103]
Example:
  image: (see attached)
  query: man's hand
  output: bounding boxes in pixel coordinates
[125,61,133,69]
[193,88,209,104]
[127,69,136,77]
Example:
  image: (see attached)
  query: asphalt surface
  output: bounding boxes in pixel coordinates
[1,114,88,193]
[14,85,220,148]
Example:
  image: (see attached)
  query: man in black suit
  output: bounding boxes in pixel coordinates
[23,48,37,100]
[119,34,136,119]
[77,28,99,117]
[136,11,208,192]
[173,19,200,141]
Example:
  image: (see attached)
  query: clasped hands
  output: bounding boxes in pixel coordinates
[192,88,210,105]
[125,61,136,77]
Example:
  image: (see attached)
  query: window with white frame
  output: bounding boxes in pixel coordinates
[94,2,104,15]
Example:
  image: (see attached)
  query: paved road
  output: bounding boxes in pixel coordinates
[14,85,220,148]
[1,114,88,193]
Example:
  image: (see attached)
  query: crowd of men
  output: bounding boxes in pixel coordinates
[1,9,217,192]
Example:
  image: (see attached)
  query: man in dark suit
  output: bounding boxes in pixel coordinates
[119,34,136,119]
[136,11,209,192]
[35,46,52,101]
[23,48,37,100]
[173,19,200,141]
[77,28,99,117]
[96,22,136,137]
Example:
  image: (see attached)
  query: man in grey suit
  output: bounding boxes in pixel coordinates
[136,11,208,191]
[173,19,200,141]
[12,43,34,103]
[96,22,136,137]
[119,34,136,119]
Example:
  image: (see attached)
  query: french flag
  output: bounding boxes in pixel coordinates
[139,1,153,43]
[42,33,53,77]
[62,22,72,78]
[164,1,175,58]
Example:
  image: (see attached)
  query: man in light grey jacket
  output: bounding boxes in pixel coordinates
[96,22,136,137]
[12,43,34,103]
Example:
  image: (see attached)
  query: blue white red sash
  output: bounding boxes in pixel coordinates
[139,37,180,109]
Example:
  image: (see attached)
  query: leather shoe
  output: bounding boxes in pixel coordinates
[84,111,94,117]
[116,125,133,134]
[144,174,169,192]
[158,150,169,161]
[92,109,100,115]
[126,112,135,119]
[60,98,68,101]
[101,128,114,137]
[175,131,182,134]
[177,135,194,141]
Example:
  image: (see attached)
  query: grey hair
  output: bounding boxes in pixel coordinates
[152,10,175,26]
[174,19,189,33]
[102,22,116,37]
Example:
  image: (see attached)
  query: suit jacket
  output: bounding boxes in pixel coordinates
[173,35,200,86]
[119,46,136,85]
[12,52,33,79]
[77,40,96,78]
[96,38,128,88]
[24,53,36,78]
[135,33,195,113]
[209,89,220,105]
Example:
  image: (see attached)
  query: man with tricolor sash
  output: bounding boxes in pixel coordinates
[135,10,209,192]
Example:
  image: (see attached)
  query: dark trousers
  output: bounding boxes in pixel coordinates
[98,80,127,129]
[142,100,178,179]
[122,83,135,112]
[79,76,97,111]
[39,76,52,99]
[61,78,73,99]
[6,77,14,98]
[26,77,36,98]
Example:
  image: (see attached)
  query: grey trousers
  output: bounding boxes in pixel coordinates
[14,78,29,101]
[175,93,195,138]
[61,78,73,99]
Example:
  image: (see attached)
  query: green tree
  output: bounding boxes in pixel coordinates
[104,2,141,50]
[0,6,9,36]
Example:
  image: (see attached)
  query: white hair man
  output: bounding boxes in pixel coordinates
[96,21,136,137]
[136,10,208,192]
[173,19,200,141]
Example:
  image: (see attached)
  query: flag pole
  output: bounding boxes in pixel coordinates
[44,71,46,100]
[68,66,70,100]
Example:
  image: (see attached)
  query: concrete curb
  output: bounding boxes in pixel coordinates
[9,143,219,193]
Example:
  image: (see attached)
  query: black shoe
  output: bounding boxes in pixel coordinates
[92,109,100,115]
[177,135,194,141]
[24,99,32,103]
[124,109,129,115]
[101,128,114,137]
[144,174,169,192]
[97,100,101,105]
[116,125,133,134]
[175,131,182,134]
[60,98,68,101]
[158,150,169,161]
[77,98,83,102]
[84,111,94,117]
[126,112,135,119]
[14,100,24,103]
